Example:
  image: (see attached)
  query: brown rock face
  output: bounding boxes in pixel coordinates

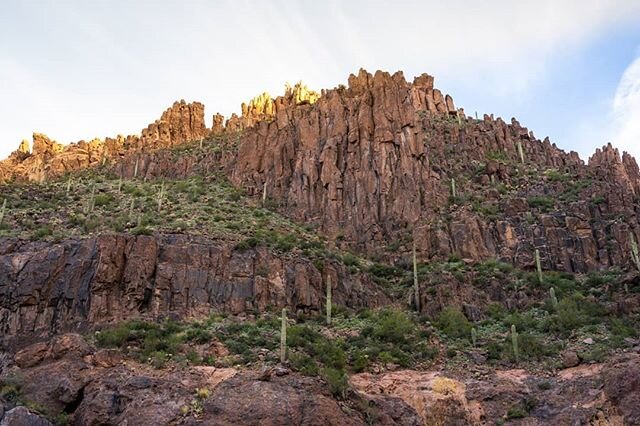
[589,143,640,200]
[203,374,363,425]
[0,234,387,335]
[602,353,640,424]
[351,371,482,425]
[1,68,640,276]
[228,69,639,273]
[140,100,208,148]
[0,100,209,183]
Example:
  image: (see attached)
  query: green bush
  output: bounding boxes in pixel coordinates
[366,309,416,345]
[342,253,360,268]
[507,405,527,419]
[235,237,259,251]
[435,306,472,339]
[550,294,605,333]
[31,225,52,240]
[289,352,319,376]
[322,368,349,399]
[94,193,114,207]
[527,196,554,211]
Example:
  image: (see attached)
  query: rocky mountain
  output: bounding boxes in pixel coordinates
[0,70,639,425]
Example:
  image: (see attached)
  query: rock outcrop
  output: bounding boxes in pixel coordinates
[139,100,208,148]
[2,69,640,276]
[0,234,387,336]
[228,69,640,273]
[0,101,209,183]
[2,335,637,425]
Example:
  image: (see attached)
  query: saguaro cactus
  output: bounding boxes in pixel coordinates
[413,241,420,312]
[66,177,72,195]
[517,141,525,164]
[471,327,477,347]
[0,199,6,225]
[630,232,640,272]
[511,324,519,362]
[450,178,457,199]
[535,249,543,285]
[84,185,96,214]
[326,275,332,326]
[134,158,139,179]
[157,181,165,212]
[549,287,558,309]
[280,308,287,363]
[262,181,267,206]
[129,198,135,219]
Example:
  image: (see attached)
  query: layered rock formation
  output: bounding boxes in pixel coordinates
[0,234,387,335]
[2,69,640,275]
[0,101,209,183]
[116,69,634,274]
[226,70,640,273]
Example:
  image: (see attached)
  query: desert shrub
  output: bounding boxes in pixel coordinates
[235,237,259,251]
[527,196,554,211]
[435,306,472,339]
[322,368,349,399]
[365,309,416,345]
[94,193,114,207]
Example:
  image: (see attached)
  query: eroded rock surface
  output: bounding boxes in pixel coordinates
[0,234,387,335]
[2,69,639,275]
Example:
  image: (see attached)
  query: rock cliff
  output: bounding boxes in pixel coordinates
[38,68,636,274]
[0,234,386,335]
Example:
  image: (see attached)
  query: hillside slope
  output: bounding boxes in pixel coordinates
[1,70,639,425]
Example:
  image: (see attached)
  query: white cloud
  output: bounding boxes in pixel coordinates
[1,0,640,160]
[611,56,640,161]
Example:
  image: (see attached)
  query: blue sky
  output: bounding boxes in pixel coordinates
[1,0,640,162]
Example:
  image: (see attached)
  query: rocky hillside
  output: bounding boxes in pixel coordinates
[1,69,639,425]
[4,70,639,273]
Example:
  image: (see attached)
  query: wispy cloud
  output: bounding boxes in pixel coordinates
[611,55,640,160]
[1,0,640,160]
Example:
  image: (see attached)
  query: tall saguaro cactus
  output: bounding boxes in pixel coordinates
[157,181,165,212]
[535,249,543,285]
[549,287,558,309]
[0,199,6,225]
[630,232,640,272]
[413,241,420,312]
[326,275,332,326]
[450,178,457,199]
[517,141,525,164]
[262,181,267,206]
[511,324,519,363]
[85,185,96,214]
[280,308,287,363]
[134,158,140,179]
